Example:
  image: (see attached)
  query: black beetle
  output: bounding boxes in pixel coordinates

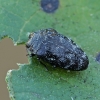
[26,28,89,71]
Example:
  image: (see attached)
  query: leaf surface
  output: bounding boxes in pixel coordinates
[0,0,100,100]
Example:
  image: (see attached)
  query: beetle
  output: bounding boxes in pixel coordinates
[26,28,89,71]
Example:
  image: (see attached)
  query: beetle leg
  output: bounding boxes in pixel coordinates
[26,53,35,57]
[37,58,49,71]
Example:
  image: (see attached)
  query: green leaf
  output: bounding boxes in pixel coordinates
[0,0,99,100]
